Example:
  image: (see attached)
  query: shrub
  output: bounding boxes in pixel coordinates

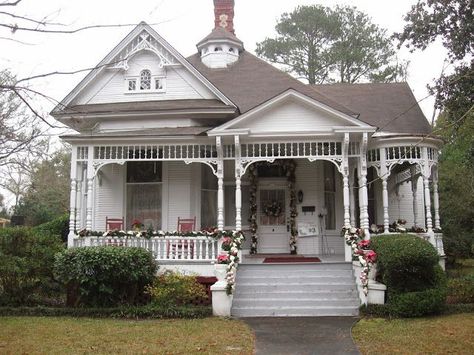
[54,246,157,307]
[447,275,474,304]
[146,271,208,307]
[371,234,440,293]
[34,215,69,243]
[0,227,65,306]
[0,304,211,319]
[371,234,447,317]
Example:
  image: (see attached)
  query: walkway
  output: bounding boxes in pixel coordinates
[243,317,360,355]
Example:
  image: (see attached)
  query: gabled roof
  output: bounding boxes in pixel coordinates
[314,83,432,134]
[51,22,236,115]
[187,51,357,117]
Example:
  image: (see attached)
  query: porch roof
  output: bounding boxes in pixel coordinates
[61,126,212,140]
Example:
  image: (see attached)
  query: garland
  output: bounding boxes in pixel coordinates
[248,160,298,254]
[342,227,377,295]
[78,227,225,240]
[217,230,245,295]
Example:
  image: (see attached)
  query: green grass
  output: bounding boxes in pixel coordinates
[0,317,254,354]
[353,313,474,354]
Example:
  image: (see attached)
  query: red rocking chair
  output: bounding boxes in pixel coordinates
[105,216,124,230]
[168,217,196,259]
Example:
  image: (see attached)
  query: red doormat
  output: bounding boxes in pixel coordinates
[263,256,321,263]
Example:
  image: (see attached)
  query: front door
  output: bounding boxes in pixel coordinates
[258,182,289,253]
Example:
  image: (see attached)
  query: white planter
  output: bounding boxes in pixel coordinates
[214,263,228,283]
[368,263,377,280]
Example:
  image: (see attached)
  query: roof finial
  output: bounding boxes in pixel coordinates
[214,0,235,34]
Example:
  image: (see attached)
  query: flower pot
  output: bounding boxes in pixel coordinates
[368,263,377,280]
[214,263,228,282]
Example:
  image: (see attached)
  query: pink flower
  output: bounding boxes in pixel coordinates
[221,237,232,246]
[364,250,377,263]
[358,240,371,249]
[217,254,229,264]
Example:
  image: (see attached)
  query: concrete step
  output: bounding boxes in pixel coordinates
[232,263,359,317]
[231,306,359,317]
[233,298,360,308]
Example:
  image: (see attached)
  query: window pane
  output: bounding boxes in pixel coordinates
[128,79,136,91]
[201,190,217,228]
[140,69,151,90]
[126,184,162,230]
[201,166,217,189]
[324,192,336,230]
[127,162,162,183]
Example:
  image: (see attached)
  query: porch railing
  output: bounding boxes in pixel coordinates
[73,236,219,262]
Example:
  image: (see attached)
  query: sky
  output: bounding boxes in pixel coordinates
[0,0,448,206]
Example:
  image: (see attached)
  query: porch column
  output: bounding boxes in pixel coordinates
[85,145,94,231]
[422,147,433,233]
[380,147,390,234]
[410,165,418,228]
[342,133,351,228]
[433,168,441,230]
[359,133,370,236]
[216,137,224,231]
[234,135,242,231]
[67,146,78,247]
[349,167,356,227]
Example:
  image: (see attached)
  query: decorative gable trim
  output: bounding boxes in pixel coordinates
[52,22,235,114]
[209,89,375,136]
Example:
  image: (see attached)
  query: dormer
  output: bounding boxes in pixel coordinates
[197,0,244,69]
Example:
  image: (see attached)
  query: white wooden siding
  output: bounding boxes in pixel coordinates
[93,164,125,231]
[72,51,217,105]
[97,118,196,132]
[233,99,353,133]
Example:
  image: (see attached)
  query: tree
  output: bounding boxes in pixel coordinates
[398,0,474,260]
[13,148,70,226]
[256,5,405,84]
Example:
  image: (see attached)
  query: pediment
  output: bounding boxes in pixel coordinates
[53,23,234,113]
[210,89,374,135]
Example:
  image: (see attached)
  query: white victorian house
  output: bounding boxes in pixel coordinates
[53,0,444,316]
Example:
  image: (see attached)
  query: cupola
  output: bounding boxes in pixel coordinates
[197,0,244,69]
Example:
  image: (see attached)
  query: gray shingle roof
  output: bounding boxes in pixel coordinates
[197,27,244,47]
[187,51,357,117]
[314,83,432,134]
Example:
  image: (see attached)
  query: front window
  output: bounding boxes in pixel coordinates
[201,166,217,229]
[126,161,162,230]
[140,69,151,90]
[324,161,336,230]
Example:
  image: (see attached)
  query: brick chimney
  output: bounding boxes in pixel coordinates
[214,0,235,34]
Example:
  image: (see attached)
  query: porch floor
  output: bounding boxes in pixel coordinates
[241,254,345,264]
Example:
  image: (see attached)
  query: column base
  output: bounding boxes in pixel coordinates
[211,283,233,317]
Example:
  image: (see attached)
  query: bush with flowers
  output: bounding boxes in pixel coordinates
[342,226,377,295]
[218,231,245,295]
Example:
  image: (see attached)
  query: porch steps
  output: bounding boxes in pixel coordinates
[231,262,360,317]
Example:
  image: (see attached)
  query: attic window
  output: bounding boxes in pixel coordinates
[125,70,166,94]
[140,69,151,90]
[214,46,223,52]
[228,47,235,53]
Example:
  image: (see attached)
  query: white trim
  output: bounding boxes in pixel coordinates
[210,89,374,134]
[52,22,235,114]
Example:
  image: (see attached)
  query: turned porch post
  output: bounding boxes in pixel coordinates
[359,133,370,236]
[379,147,390,234]
[85,145,94,231]
[67,146,78,247]
[234,135,242,231]
[216,137,225,231]
[342,133,351,229]
[349,166,356,227]
[410,165,419,228]
[433,168,441,230]
[422,147,433,233]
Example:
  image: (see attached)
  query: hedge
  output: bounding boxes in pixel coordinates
[0,304,211,319]
[34,215,69,243]
[0,227,65,306]
[54,246,157,307]
[371,234,446,317]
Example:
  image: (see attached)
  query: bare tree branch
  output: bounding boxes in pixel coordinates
[0,10,66,27]
[0,0,22,6]
[0,35,34,44]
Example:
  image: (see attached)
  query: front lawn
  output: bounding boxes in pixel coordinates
[0,317,254,354]
[353,313,474,354]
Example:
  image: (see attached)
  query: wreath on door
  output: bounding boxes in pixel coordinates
[263,201,283,217]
